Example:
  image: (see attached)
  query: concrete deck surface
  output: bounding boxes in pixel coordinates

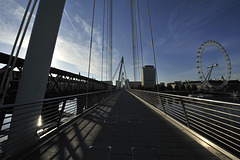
[25,90,220,160]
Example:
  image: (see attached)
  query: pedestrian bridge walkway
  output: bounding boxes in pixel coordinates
[25,90,219,160]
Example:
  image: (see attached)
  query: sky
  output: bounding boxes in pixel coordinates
[0,0,240,84]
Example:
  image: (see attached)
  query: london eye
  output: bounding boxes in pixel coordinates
[196,40,231,90]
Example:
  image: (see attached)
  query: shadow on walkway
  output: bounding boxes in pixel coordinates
[25,90,219,160]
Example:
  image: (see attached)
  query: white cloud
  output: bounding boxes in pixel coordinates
[0,0,119,80]
[74,14,91,35]
[53,12,119,80]
[0,0,34,58]
[63,10,82,41]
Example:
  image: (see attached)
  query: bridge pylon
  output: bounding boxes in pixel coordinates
[6,0,66,157]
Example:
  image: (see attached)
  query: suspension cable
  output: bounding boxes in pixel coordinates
[130,0,137,81]
[133,0,140,81]
[86,0,96,108]
[106,0,109,81]
[124,63,128,80]
[86,0,96,91]
[101,0,106,81]
[146,0,159,88]
[0,0,32,101]
[64,9,81,41]
[112,60,121,81]
[109,0,113,82]
[137,0,143,68]
[0,0,38,104]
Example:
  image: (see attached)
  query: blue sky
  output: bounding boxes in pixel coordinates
[0,0,240,83]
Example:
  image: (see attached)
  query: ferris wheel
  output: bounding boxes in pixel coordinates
[196,40,231,90]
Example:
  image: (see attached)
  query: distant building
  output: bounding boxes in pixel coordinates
[168,81,201,90]
[182,81,201,89]
[167,80,240,92]
[167,81,180,90]
[129,81,141,89]
[142,65,156,87]
[159,82,165,87]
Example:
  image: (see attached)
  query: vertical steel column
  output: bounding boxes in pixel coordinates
[180,99,190,128]
[58,100,67,127]
[6,0,66,157]
[160,96,166,114]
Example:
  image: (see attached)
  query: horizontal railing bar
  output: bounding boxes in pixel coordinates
[0,90,111,109]
[164,108,186,124]
[167,104,185,114]
[130,89,240,158]
[135,89,240,107]
[186,105,240,125]
[0,89,115,160]
[166,99,182,109]
[189,117,240,148]
[190,121,240,153]
[187,109,240,132]
[186,99,240,112]
[165,105,185,118]
[188,114,240,142]
[183,101,240,118]
[2,121,11,126]
[186,102,240,121]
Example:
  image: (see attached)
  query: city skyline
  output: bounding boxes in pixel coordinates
[0,0,240,83]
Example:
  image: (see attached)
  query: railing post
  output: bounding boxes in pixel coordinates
[77,96,85,115]
[180,98,190,128]
[58,99,66,127]
[159,96,166,114]
[0,111,5,130]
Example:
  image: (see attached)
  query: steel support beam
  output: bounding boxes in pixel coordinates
[6,0,66,157]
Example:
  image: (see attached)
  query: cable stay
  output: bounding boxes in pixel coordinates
[130,0,145,82]
[133,0,140,81]
[117,57,124,85]
[86,0,96,108]
[105,0,113,82]
[112,60,121,81]
[105,0,109,81]
[137,0,144,68]
[130,0,137,81]
[146,0,159,90]
[123,64,130,89]
[101,0,106,81]
[0,0,38,104]
[124,63,128,80]
[109,0,113,82]
[112,57,130,89]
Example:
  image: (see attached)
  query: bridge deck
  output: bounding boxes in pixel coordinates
[26,90,219,160]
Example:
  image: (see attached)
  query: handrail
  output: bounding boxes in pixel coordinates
[0,89,116,159]
[129,89,240,158]
[139,89,240,107]
[0,90,111,109]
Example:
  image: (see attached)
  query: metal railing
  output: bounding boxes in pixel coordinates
[130,89,240,157]
[0,89,115,159]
